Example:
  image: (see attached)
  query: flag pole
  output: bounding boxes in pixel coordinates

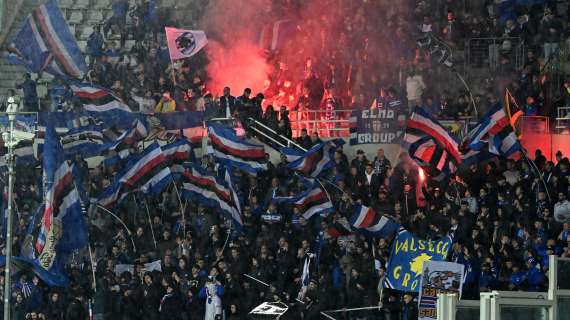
[96,205,137,252]
[88,244,97,292]
[143,200,158,249]
[3,110,16,320]
[520,148,552,202]
[171,182,186,237]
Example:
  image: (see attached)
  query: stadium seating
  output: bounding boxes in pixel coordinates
[0,0,203,97]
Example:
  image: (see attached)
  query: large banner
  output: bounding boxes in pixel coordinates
[384,229,452,292]
[349,108,406,145]
[418,261,464,320]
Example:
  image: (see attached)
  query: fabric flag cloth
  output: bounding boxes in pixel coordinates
[297,254,314,300]
[70,83,132,113]
[293,185,333,220]
[464,102,521,158]
[109,119,149,153]
[0,255,69,286]
[258,19,295,52]
[98,143,170,208]
[208,123,267,173]
[161,139,193,164]
[35,117,88,277]
[224,167,242,219]
[273,181,333,220]
[181,165,243,231]
[14,139,37,166]
[8,0,87,78]
[402,130,456,173]
[165,27,208,60]
[350,205,399,238]
[282,139,345,178]
[384,229,452,292]
[59,125,107,158]
[406,107,461,164]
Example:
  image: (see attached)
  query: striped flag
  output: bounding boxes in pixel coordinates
[350,205,399,238]
[161,139,193,164]
[97,143,170,208]
[109,119,149,153]
[273,179,333,220]
[402,130,456,173]
[293,186,334,220]
[282,139,344,178]
[208,123,267,173]
[60,125,107,158]
[8,0,87,78]
[181,165,243,230]
[70,83,132,113]
[407,107,461,163]
[35,118,88,271]
[464,102,521,158]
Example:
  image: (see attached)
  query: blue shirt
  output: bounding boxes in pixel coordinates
[16,79,38,105]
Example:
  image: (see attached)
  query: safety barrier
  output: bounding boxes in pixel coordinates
[466,37,525,71]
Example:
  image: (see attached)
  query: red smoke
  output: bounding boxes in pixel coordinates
[201,0,272,96]
[205,41,270,96]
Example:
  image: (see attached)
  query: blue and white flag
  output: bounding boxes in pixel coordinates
[60,125,108,158]
[9,0,87,78]
[98,143,170,208]
[350,205,399,238]
[70,83,132,113]
[182,165,243,231]
[273,180,333,220]
[282,139,344,178]
[208,123,267,173]
[35,117,88,273]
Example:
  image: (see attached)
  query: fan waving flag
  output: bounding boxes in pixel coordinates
[350,205,399,238]
[407,107,461,163]
[402,131,456,173]
[35,118,88,272]
[272,180,333,220]
[404,107,461,174]
[464,101,521,158]
[8,0,87,78]
[109,119,149,153]
[181,165,243,231]
[161,139,193,164]
[165,27,208,60]
[98,143,170,208]
[208,123,267,173]
[70,83,132,113]
[282,139,344,178]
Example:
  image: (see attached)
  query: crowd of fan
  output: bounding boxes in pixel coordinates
[2,0,570,320]
[0,144,569,319]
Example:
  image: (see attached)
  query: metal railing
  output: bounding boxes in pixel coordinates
[520,116,551,135]
[466,37,525,72]
[286,109,353,138]
[247,117,307,151]
[556,106,570,134]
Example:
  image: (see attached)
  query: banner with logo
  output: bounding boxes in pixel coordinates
[384,229,452,292]
[418,261,464,320]
[349,108,406,145]
[165,27,208,60]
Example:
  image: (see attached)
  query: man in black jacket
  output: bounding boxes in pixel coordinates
[139,273,161,320]
[219,87,236,118]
